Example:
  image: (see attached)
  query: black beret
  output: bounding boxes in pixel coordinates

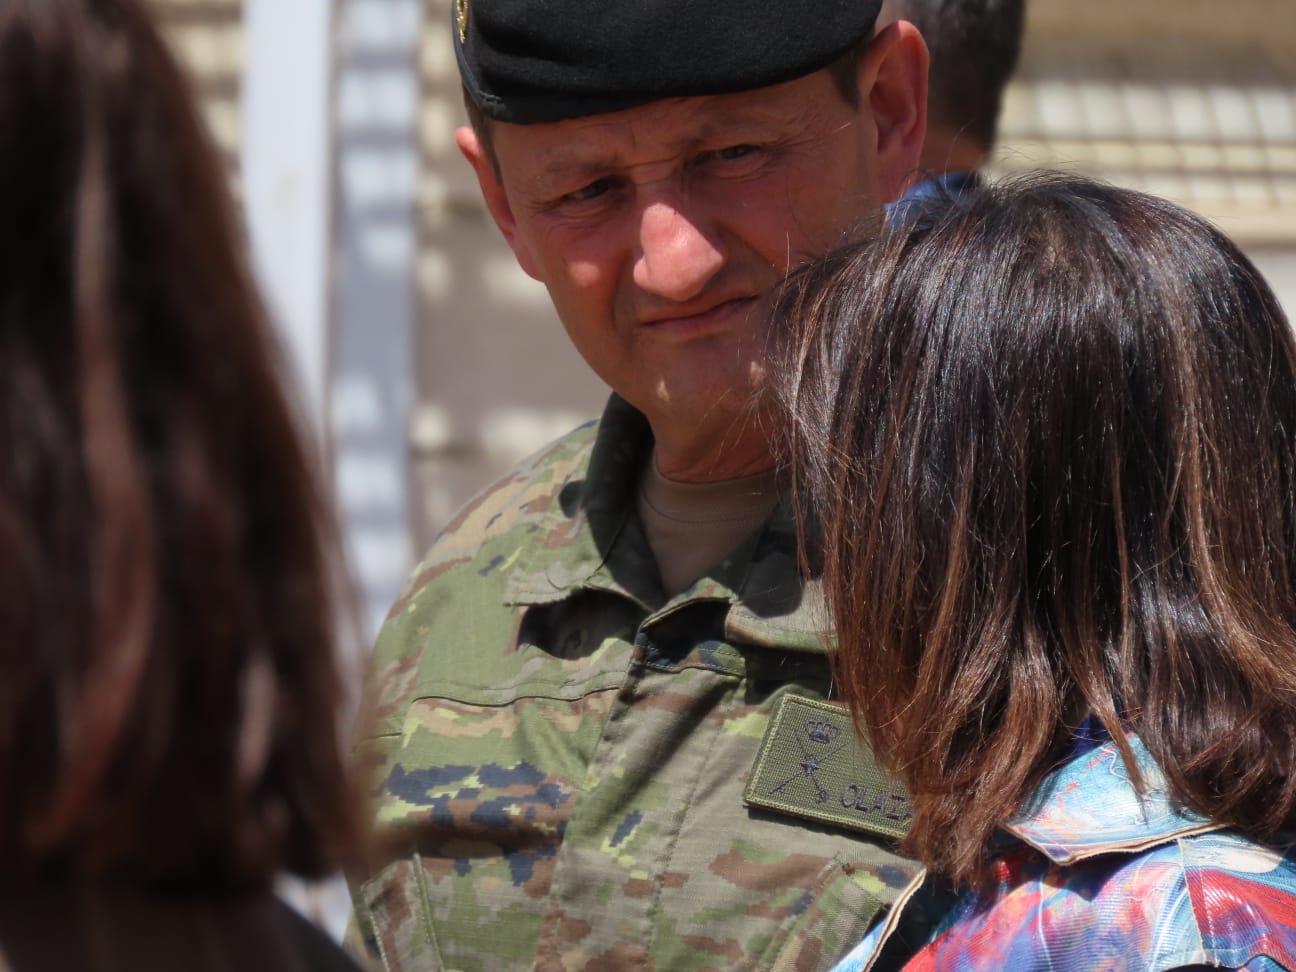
[454,0,883,124]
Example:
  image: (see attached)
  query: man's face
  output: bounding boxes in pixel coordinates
[463,65,889,450]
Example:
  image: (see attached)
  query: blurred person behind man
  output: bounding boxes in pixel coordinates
[347,0,930,969]
[881,0,1025,204]
[0,0,361,968]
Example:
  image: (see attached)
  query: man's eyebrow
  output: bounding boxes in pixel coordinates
[517,104,801,193]
[517,155,622,200]
[530,154,621,183]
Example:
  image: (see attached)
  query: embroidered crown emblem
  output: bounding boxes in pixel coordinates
[805,719,840,744]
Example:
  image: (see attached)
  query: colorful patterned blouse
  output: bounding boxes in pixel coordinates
[831,735,1296,971]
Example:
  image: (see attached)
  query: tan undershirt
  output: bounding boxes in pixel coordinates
[637,455,781,598]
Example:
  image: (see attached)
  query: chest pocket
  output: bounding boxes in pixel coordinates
[759,852,891,972]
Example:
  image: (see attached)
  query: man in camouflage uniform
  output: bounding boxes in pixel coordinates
[348,1,929,969]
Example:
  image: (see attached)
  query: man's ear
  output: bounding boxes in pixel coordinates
[455,125,542,280]
[857,20,929,203]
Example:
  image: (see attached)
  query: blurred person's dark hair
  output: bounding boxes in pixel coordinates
[776,174,1296,888]
[884,0,1024,153]
[0,0,356,894]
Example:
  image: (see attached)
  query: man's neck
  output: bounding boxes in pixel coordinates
[648,417,776,483]
[918,127,986,179]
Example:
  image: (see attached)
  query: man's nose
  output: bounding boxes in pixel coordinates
[632,200,725,303]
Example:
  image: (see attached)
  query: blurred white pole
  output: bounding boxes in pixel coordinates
[242,0,350,942]
[330,0,421,640]
[241,0,336,429]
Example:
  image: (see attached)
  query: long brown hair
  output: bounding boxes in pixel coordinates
[0,0,355,892]
[777,174,1296,887]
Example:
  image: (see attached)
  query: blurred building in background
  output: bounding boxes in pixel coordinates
[996,0,1296,308]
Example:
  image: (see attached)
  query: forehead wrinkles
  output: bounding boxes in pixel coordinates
[509,89,819,191]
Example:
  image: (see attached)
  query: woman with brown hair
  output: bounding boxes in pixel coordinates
[778,175,1296,970]
[0,0,359,968]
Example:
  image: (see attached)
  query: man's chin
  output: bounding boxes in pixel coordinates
[646,363,767,422]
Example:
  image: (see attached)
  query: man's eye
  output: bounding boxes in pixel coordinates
[713,144,759,161]
[562,179,613,203]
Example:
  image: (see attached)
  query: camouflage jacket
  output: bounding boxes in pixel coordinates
[349,396,919,972]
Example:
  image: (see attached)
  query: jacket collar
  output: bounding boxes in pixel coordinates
[846,732,1225,972]
[503,395,828,652]
[1002,733,1220,864]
